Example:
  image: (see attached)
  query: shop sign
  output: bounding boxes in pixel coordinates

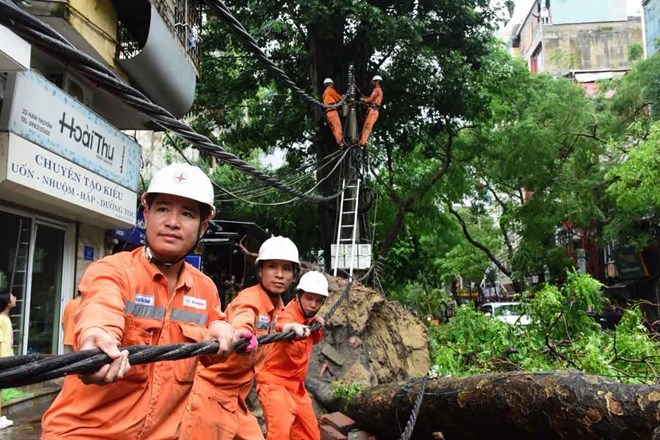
[612,246,648,280]
[0,70,141,191]
[2,133,136,225]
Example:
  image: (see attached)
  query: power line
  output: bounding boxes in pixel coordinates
[203,0,349,111]
[216,147,352,206]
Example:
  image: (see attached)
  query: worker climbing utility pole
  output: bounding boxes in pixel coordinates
[358,75,383,147]
[322,78,345,147]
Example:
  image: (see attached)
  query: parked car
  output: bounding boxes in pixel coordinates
[479,302,531,326]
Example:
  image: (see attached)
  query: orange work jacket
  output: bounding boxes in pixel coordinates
[256,298,322,391]
[323,87,343,112]
[61,295,82,346]
[364,85,383,109]
[42,247,224,440]
[192,283,283,411]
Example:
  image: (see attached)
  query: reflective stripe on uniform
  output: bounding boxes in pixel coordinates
[171,308,208,326]
[125,300,166,319]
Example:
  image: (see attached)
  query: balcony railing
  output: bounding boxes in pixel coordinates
[154,0,202,70]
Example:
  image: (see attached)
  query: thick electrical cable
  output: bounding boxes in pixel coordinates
[216,148,351,205]
[398,375,429,440]
[214,148,346,202]
[0,278,353,388]
[0,0,343,203]
[203,0,349,111]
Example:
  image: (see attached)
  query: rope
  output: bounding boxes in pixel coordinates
[0,0,342,203]
[0,279,354,388]
[398,375,429,440]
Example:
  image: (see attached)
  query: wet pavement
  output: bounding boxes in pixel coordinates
[0,399,48,440]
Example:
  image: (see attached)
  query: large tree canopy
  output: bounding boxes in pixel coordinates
[191,0,507,267]
[189,0,659,296]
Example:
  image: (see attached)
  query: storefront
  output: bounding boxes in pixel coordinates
[0,70,141,355]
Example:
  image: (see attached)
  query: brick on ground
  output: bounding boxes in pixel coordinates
[320,412,357,434]
[321,424,348,440]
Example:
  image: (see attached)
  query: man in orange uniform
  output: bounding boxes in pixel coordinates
[42,163,249,440]
[257,271,329,440]
[322,78,345,147]
[60,292,81,353]
[179,236,302,440]
[358,75,384,147]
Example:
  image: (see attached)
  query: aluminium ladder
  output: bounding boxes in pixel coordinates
[332,177,361,278]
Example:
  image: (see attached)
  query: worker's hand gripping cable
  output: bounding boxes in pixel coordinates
[0,279,352,389]
[282,323,311,339]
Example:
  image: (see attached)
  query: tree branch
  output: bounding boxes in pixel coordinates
[447,205,512,278]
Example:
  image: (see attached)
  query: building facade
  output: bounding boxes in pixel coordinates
[0,0,201,355]
[513,0,642,83]
[643,0,660,57]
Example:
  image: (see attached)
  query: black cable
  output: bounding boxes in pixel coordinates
[0,0,343,203]
[398,375,429,440]
[0,278,354,388]
[203,0,349,111]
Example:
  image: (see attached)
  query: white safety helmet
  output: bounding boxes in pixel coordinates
[296,271,329,297]
[371,75,383,82]
[142,163,215,218]
[256,236,300,265]
[323,78,335,86]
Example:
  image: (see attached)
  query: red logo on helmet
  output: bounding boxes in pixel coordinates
[174,173,188,183]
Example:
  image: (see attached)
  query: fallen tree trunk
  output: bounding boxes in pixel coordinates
[347,371,660,440]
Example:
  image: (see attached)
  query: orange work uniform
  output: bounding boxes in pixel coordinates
[257,298,323,440]
[61,295,81,348]
[323,86,344,146]
[179,284,283,440]
[42,247,224,440]
[358,84,383,146]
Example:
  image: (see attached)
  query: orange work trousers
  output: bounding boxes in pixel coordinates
[325,110,344,146]
[178,391,264,440]
[258,381,320,440]
[358,109,379,146]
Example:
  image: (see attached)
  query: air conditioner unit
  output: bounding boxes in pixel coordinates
[46,72,93,108]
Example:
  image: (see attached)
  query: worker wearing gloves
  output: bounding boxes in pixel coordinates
[358,75,384,147]
[322,78,345,147]
[257,271,329,440]
[42,163,249,439]
[179,236,300,440]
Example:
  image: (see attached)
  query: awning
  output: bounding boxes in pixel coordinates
[201,220,270,245]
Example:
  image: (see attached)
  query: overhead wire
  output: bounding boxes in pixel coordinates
[212,151,345,203]
[215,147,352,206]
[202,0,349,111]
[213,149,345,201]
[0,0,345,203]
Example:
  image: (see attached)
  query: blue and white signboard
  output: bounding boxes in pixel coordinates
[110,210,147,245]
[185,254,202,270]
[1,133,136,225]
[0,71,141,191]
[83,246,95,261]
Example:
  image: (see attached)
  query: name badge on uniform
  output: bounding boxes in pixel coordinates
[135,294,155,307]
[183,295,207,310]
[255,314,270,330]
